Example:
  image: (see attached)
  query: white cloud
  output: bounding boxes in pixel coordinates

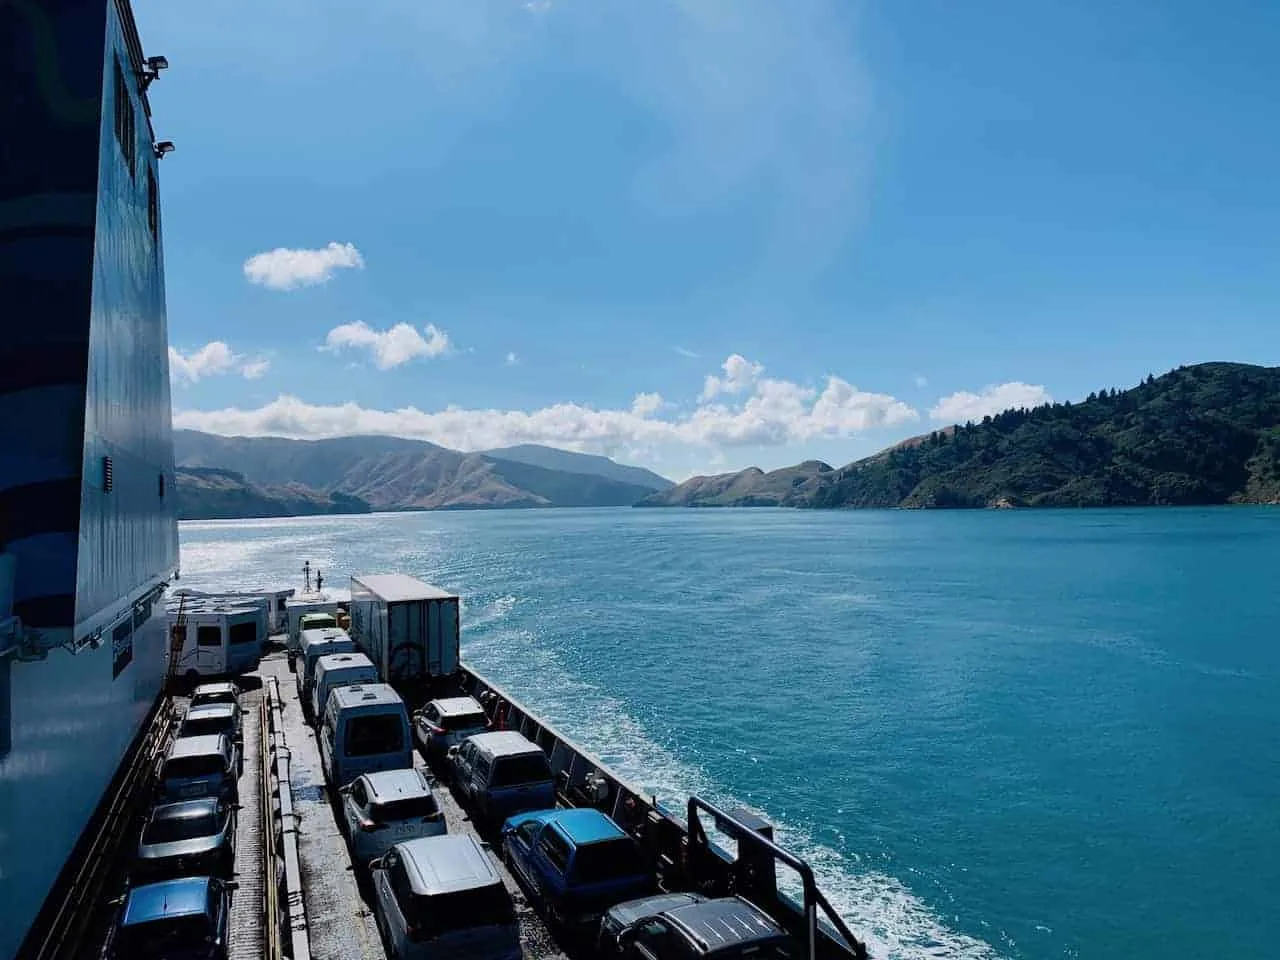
[913,374,928,389]
[169,342,269,384]
[631,392,664,417]
[323,322,451,370]
[505,351,520,366]
[674,346,699,359]
[701,354,764,401]
[929,382,1053,424]
[173,353,918,457]
[240,358,271,380]
[243,242,364,290]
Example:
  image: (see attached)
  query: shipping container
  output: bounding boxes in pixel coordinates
[348,575,460,688]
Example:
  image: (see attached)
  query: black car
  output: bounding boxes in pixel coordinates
[599,893,709,953]
[133,798,237,883]
[106,877,234,959]
[609,896,797,960]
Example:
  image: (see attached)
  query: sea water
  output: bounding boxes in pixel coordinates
[178,506,1280,959]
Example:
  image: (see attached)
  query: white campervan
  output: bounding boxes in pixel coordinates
[166,598,264,681]
[311,652,378,723]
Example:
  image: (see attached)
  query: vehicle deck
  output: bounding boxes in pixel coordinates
[261,653,567,960]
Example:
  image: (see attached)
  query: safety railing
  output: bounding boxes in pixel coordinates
[262,675,310,960]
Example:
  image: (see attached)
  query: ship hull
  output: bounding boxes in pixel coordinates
[0,0,178,955]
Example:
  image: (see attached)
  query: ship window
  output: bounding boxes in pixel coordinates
[197,626,222,648]
[147,167,159,240]
[113,58,137,176]
[158,472,166,498]
[102,456,114,492]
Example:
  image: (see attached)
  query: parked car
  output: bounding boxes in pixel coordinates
[179,704,244,774]
[156,734,239,804]
[133,798,237,883]
[370,835,520,960]
[450,731,554,829]
[597,893,709,953]
[189,681,239,711]
[340,768,446,866]
[501,807,651,930]
[413,696,489,764]
[608,896,798,960]
[105,877,235,959]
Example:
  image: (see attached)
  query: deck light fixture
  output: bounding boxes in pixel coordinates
[154,141,175,159]
[140,55,169,90]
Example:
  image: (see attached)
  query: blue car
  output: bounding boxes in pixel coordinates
[501,808,652,930]
[106,876,234,959]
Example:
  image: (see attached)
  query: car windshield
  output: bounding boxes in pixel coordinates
[439,711,486,732]
[344,714,404,757]
[164,755,224,779]
[182,717,231,739]
[302,615,336,629]
[372,794,439,822]
[570,838,645,883]
[489,753,550,788]
[411,883,514,935]
[193,692,235,708]
[116,914,212,952]
[144,810,221,844]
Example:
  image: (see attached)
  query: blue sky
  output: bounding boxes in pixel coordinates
[139,0,1280,481]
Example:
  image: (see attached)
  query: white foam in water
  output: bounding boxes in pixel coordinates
[464,607,1005,960]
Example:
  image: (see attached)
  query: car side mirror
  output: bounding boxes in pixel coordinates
[368,856,384,871]
[447,746,460,760]
[225,881,239,892]
[232,804,244,811]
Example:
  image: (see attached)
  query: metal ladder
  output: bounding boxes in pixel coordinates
[166,591,187,685]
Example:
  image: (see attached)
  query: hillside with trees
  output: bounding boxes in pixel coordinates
[641,363,1280,509]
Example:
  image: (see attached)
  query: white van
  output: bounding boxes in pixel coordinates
[298,628,355,711]
[319,683,413,788]
[311,652,378,722]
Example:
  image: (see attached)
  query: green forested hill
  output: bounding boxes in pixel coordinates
[804,363,1280,508]
[640,363,1280,509]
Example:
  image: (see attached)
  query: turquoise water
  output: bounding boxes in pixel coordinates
[178,507,1280,959]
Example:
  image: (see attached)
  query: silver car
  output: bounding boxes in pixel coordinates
[370,835,520,960]
[413,696,489,765]
[156,734,238,804]
[179,703,243,774]
[340,768,446,866]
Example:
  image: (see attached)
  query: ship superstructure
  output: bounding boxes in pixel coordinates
[0,1,178,955]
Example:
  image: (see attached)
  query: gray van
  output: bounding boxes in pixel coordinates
[449,731,554,828]
[319,683,413,788]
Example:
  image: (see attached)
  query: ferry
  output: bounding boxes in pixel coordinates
[0,2,870,959]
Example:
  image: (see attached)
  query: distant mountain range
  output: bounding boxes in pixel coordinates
[175,362,1280,520]
[638,362,1280,509]
[173,431,673,520]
